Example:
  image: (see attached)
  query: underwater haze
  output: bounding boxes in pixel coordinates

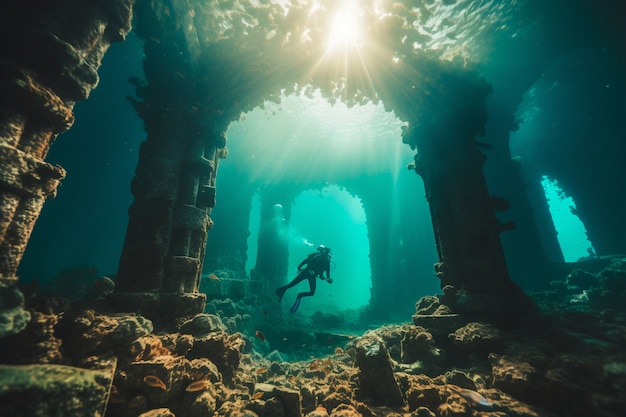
[17,0,625,315]
[216,93,437,315]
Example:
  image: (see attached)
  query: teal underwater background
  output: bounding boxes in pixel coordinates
[16,0,625,320]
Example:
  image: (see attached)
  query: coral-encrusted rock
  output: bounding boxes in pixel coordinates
[0,282,30,338]
[188,357,221,382]
[179,313,226,336]
[354,333,405,406]
[489,353,595,416]
[362,324,406,361]
[126,355,194,405]
[442,370,476,390]
[246,397,285,417]
[448,322,503,362]
[0,311,63,364]
[139,408,176,417]
[409,408,436,417]
[63,313,153,358]
[300,382,323,414]
[414,296,441,315]
[304,408,329,417]
[321,391,351,413]
[566,269,596,289]
[187,391,217,417]
[489,354,541,398]
[274,385,302,417]
[110,314,154,345]
[436,392,470,417]
[158,333,195,357]
[405,374,442,412]
[129,334,169,361]
[187,332,245,383]
[401,325,436,364]
[0,363,111,417]
[329,404,362,417]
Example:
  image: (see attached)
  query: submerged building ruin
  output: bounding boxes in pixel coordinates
[1,0,625,326]
[1,1,625,417]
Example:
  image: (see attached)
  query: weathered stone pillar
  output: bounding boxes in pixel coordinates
[0,0,135,286]
[252,185,297,290]
[483,93,562,290]
[403,71,531,318]
[112,3,224,323]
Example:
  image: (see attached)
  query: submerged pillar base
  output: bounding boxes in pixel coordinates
[108,292,206,328]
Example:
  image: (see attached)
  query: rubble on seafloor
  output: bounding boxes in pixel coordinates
[0,257,625,417]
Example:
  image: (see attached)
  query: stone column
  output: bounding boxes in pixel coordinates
[403,75,532,318]
[0,0,135,286]
[252,184,299,290]
[112,3,228,323]
[113,57,220,323]
[483,93,562,290]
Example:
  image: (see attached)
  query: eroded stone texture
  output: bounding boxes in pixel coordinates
[400,325,437,365]
[489,353,595,417]
[0,311,61,364]
[186,332,245,384]
[0,281,31,338]
[354,333,405,407]
[448,322,504,364]
[138,408,176,417]
[0,0,135,283]
[0,363,113,417]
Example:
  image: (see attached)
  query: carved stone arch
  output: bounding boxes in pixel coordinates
[111,0,532,324]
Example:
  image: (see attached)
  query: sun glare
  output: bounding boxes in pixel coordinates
[327,2,363,50]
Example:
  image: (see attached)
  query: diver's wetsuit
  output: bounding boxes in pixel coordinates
[276,251,331,313]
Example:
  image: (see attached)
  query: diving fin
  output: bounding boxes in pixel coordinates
[290,296,302,313]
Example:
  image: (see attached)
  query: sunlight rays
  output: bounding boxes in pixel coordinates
[326,1,364,51]
[294,0,381,106]
[224,91,411,187]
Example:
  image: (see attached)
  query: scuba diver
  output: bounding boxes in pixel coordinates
[276,245,333,313]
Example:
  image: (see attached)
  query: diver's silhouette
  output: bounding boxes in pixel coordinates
[276,245,333,313]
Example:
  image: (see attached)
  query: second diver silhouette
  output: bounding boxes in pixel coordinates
[275,245,333,313]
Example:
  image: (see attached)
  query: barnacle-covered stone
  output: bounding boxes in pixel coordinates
[187,332,245,383]
[0,363,112,417]
[0,283,30,338]
[354,333,405,407]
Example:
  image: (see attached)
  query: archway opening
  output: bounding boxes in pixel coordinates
[209,89,439,321]
[286,185,370,315]
[540,175,596,262]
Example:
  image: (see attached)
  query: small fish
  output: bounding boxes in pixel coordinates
[456,388,493,410]
[208,274,220,280]
[256,368,267,374]
[185,379,211,392]
[262,308,269,316]
[282,337,288,341]
[255,330,266,342]
[94,276,115,293]
[334,347,344,355]
[252,391,264,399]
[143,375,167,390]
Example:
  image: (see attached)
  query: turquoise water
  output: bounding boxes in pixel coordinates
[15,0,624,308]
[222,92,423,315]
